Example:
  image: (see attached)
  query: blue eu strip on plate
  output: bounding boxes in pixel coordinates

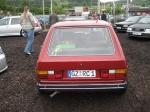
[68,70,71,78]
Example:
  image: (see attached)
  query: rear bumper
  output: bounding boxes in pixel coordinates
[34,26,42,33]
[37,81,127,91]
[114,26,128,32]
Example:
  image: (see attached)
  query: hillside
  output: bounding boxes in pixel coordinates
[6,0,150,7]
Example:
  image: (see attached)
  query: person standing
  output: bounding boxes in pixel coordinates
[92,11,98,20]
[49,10,59,26]
[101,11,107,21]
[6,11,12,17]
[0,10,5,19]
[20,6,35,55]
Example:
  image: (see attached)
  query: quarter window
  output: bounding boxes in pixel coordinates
[11,18,19,25]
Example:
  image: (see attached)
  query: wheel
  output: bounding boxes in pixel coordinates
[20,30,26,37]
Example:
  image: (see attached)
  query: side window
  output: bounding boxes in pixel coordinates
[11,18,19,25]
[0,18,10,26]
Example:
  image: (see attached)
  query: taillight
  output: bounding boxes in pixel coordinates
[37,70,62,79]
[101,70,109,78]
[35,23,38,27]
[100,69,127,78]
[37,70,48,79]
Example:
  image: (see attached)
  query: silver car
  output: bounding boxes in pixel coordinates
[63,16,86,21]
[0,16,42,37]
[0,46,8,73]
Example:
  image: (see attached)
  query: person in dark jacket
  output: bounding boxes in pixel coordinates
[0,10,5,19]
[101,11,107,21]
[49,10,59,26]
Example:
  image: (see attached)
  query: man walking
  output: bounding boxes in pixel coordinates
[0,10,5,19]
[49,10,59,26]
[92,11,98,20]
[101,11,107,21]
[6,11,12,17]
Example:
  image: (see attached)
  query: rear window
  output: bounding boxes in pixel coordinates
[48,27,115,56]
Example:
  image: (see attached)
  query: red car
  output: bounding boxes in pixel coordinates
[36,20,128,94]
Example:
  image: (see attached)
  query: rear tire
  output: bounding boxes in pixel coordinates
[20,30,25,37]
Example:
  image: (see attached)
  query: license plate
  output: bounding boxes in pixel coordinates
[133,32,141,35]
[117,27,121,29]
[68,70,96,78]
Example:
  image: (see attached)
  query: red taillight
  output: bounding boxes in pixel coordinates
[100,69,126,78]
[35,23,38,27]
[55,71,63,79]
[38,75,48,79]
[115,74,125,78]
[37,70,62,79]
[101,70,109,78]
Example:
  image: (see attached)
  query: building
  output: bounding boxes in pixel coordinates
[128,6,150,16]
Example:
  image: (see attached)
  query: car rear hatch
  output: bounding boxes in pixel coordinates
[36,55,127,84]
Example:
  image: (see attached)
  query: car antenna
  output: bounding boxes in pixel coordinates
[96,19,99,23]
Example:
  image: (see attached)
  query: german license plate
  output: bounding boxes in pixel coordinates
[68,70,96,78]
[133,32,141,35]
[117,27,121,29]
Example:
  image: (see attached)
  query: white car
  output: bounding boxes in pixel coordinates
[0,16,42,37]
[0,46,8,73]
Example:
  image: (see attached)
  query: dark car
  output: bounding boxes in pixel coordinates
[126,16,150,38]
[114,16,144,32]
[36,20,128,94]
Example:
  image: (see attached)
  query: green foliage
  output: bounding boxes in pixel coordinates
[20,0,29,8]
[3,0,150,16]
[141,2,147,7]
[83,1,86,7]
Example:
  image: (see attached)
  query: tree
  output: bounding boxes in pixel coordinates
[82,1,86,7]
[20,0,29,8]
[0,0,7,10]
[141,2,147,7]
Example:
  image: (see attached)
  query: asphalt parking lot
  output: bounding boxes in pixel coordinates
[0,31,150,112]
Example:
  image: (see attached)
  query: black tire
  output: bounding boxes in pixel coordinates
[20,30,25,37]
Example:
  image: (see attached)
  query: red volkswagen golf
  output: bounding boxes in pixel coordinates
[36,20,128,94]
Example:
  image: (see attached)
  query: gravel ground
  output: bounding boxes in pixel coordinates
[0,31,150,112]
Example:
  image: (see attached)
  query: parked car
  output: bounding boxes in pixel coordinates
[57,15,66,21]
[63,16,86,21]
[115,15,126,22]
[36,15,49,26]
[36,20,128,94]
[114,16,144,32]
[0,16,42,37]
[0,46,8,73]
[108,15,115,24]
[126,16,150,38]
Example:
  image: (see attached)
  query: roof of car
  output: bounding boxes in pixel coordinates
[52,20,111,27]
[142,15,150,18]
[3,16,20,19]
